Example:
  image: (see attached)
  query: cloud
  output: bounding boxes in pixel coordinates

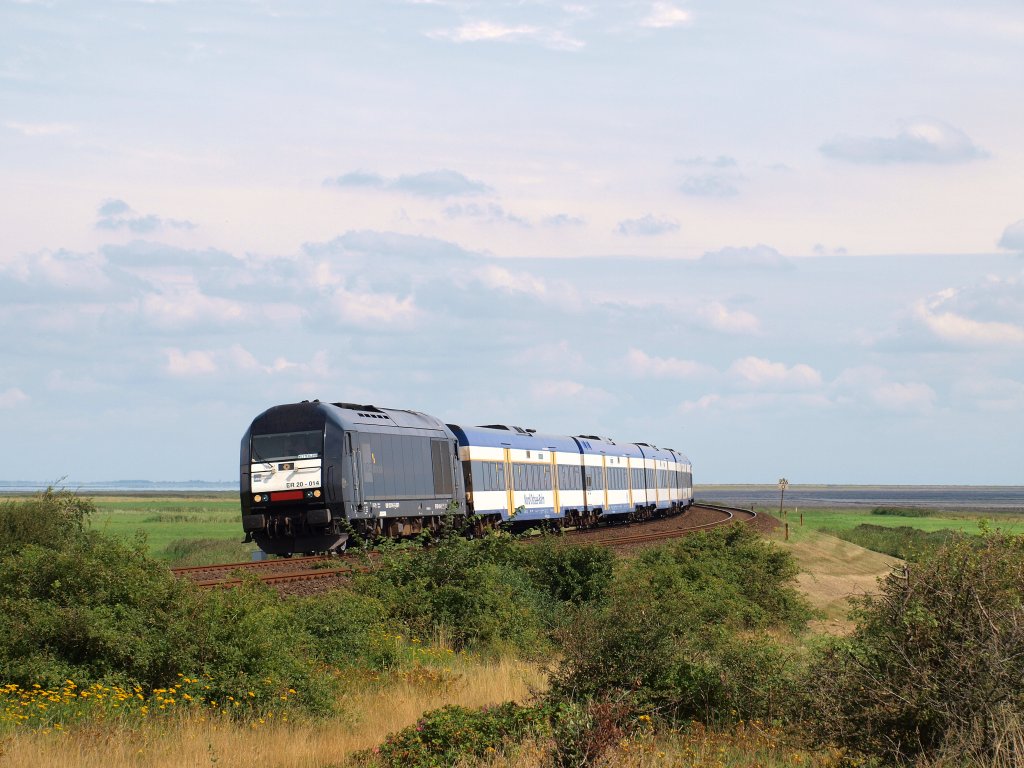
[831,366,937,414]
[96,199,195,233]
[998,219,1024,252]
[626,348,712,378]
[677,155,737,168]
[953,377,1024,412]
[699,244,790,269]
[3,121,74,137]
[326,169,491,198]
[820,119,988,165]
[677,391,830,413]
[328,285,419,328]
[616,214,679,236]
[530,379,615,406]
[812,243,848,257]
[868,382,937,413]
[427,22,584,51]
[0,249,120,302]
[445,202,530,227]
[679,174,740,197]
[542,213,585,228]
[137,287,248,331]
[329,171,385,188]
[472,264,549,297]
[696,302,760,334]
[913,292,1024,347]
[513,340,584,369]
[0,388,29,408]
[639,3,692,29]
[164,345,330,378]
[165,348,218,376]
[728,356,822,389]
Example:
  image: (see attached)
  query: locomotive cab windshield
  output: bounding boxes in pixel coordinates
[251,430,323,463]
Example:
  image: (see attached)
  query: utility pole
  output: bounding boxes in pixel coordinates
[777,477,789,517]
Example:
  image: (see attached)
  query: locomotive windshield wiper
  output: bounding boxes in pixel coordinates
[250,446,276,471]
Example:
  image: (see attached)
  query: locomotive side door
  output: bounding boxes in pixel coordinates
[350,433,366,514]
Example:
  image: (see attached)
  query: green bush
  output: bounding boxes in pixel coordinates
[357,534,556,655]
[518,537,613,606]
[0,488,93,557]
[359,702,546,768]
[548,526,810,726]
[870,506,935,517]
[805,532,1024,766]
[290,589,402,671]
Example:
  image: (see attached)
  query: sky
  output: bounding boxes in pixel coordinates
[1,0,1022,485]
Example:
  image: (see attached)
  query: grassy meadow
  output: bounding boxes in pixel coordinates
[85,493,255,565]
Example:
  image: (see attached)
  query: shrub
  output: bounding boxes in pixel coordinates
[518,537,613,606]
[870,506,936,517]
[289,589,401,671]
[804,532,1024,766]
[357,534,556,655]
[548,526,809,726]
[549,696,631,768]
[0,488,93,557]
[359,702,546,768]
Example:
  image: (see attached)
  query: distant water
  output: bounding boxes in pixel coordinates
[696,486,1024,513]
[0,480,237,493]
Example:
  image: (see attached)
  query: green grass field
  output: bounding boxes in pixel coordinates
[66,493,1024,567]
[773,506,1024,538]
[85,493,257,564]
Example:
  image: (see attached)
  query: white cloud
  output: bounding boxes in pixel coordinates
[138,288,247,331]
[998,219,1024,252]
[677,391,830,413]
[428,22,584,51]
[696,302,760,334]
[820,119,987,165]
[514,340,584,369]
[165,349,218,376]
[331,286,418,327]
[96,199,195,233]
[953,377,1024,412]
[472,264,548,297]
[913,291,1024,347]
[868,382,936,413]
[728,356,822,389]
[326,169,491,198]
[164,346,330,378]
[831,366,938,414]
[3,120,75,137]
[0,388,29,408]
[616,214,680,236]
[0,249,113,300]
[530,378,615,405]
[626,348,712,378]
[699,244,790,269]
[640,3,692,29]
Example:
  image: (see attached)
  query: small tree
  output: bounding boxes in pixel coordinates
[805,532,1024,766]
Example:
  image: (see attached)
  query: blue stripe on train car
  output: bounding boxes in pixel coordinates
[510,506,558,520]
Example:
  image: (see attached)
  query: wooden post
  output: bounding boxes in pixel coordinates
[800,511,804,526]
[784,522,789,541]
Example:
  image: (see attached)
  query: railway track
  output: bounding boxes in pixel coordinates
[173,503,758,591]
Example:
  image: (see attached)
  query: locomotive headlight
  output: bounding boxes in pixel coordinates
[253,494,262,503]
[313,489,321,498]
